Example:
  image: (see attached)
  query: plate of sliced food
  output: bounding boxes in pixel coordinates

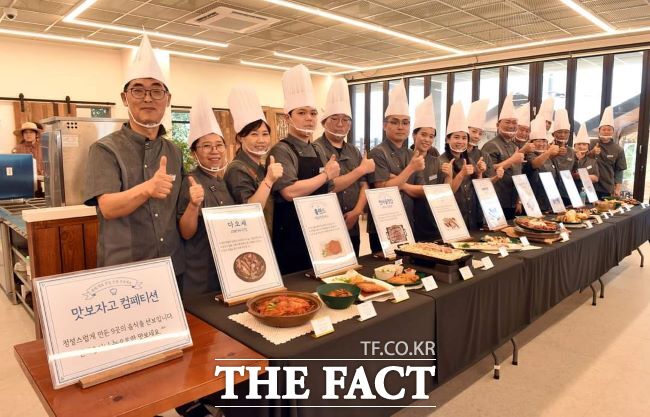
[323,270,394,301]
[554,209,589,227]
[394,242,471,264]
[514,216,560,233]
[451,240,523,252]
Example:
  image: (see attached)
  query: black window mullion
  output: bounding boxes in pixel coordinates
[364,83,371,152]
[499,66,507,113]
[472,68,480,101]
[602,54,614,111]
[566,58,578,142]
[633,50,650,200]
[446,72,455,127]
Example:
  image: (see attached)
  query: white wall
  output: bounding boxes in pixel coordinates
[0,36,331,153]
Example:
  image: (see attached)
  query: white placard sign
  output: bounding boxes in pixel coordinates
[559,170,584,208]
[203,204,284,303]
[423,184,471,243]
[294,193,358,277]
[539,172,566,213]
[577,168,599,203]
[472,178,508,230]
[34,258,192,389]
[365,187,415,258]
[512,174,543,218]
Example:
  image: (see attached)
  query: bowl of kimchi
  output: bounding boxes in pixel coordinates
[247,291,322,328]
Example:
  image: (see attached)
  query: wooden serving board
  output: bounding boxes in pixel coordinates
[502,227,561,244]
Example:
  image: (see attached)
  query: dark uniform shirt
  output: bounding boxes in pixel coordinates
[414,153,443,241]
[177,168,235,297]
[468,145,495,177]
[312,135,366,237]
[525,152,558,212]
[574,155,600,190]
[84,123,185,274]
[590,139,627,195]
[439,153,482,230]
[482,134,522,209]
[552,147,576,199]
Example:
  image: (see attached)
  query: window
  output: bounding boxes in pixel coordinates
[369,82,384,149]
[171,110,190,144]
[507,64,529,105]
[542,60,568,111]
[352,84,365,152]
[76,106,111,118]
[408,77,425,123]
[612,52,643,195]
[479,68,500,142]
[430,74,448,151]
[453,70,472,113]
[574,56,604,135]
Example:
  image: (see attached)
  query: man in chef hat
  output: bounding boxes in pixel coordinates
[268,64,340,274]
[84,34,185,281]
[467,98,503,184]
[550,108,575,205]
[482,94,526,219]
[514,102,531,150]
[525,117,560,212]
[539,97,555,131]
[367,80,425,253]
[313,78,374,255]
[590,106,626,198]
[572,122,599,191]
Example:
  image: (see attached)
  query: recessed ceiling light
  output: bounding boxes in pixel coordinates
[273,52,363,70]
[240,60,330,76]
[559,0,615,33]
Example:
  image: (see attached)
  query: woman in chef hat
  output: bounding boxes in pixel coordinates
[572,122,599,189]
[524,117,560,212]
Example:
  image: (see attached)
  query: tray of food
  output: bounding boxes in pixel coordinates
[323,270,394,302]
[247,291,322,328]
[394,242,471,265]
[514,216,560,233]
[502,226,561,243]
[450,241,523,252]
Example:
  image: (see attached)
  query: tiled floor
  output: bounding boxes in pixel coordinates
[2,241,649,417]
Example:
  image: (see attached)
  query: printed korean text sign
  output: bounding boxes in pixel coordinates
[365,187,415,258]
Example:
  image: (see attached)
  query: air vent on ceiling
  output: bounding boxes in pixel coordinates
[186,6,279,34]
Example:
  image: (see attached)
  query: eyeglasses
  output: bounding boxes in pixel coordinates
[197,143,226,152]
[387,119,410,127]
[128,87,167,100]
[329,116,352,125]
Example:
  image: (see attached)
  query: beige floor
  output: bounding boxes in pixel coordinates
[1,242,648,417]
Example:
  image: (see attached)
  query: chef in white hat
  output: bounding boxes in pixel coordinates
[550,108,576,205]
[572,122,599,188]
[313,78,374,255]
[482,94,526,219]
[178,95,235,298]
[410,95,452,241]
[12,121,44,176]
[224,85,282,234]
[590,106,626,198]
[268,64,340,274]
[539,97,555,131]
[84,34,185,284]
[514,102,532,150]
[439,101,487,230]
[525,117,560,212]
[466,99,504,184]
[367,80,424,253]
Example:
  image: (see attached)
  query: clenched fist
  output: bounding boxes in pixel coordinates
[188,176,204,207]
[324,154,341,180]
[409,150,425,172]
[265,155,283,183]
[148,156,174,199]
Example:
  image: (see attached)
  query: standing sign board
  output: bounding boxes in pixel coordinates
[559,170,585,208]
[512,174,543,217]
[423,184,471,242]
[472,178,508,230]
[539,172,566,213]
[578,168,599,203]
[366,187,415,259]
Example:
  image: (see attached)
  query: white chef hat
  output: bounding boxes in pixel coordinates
[516,102,530,128]
[467,98,489,130]
[529,117,547,141]
[539,97,555,122]
[228,85,267,135]
[446,101,469,135]
[124,34,167,87]
[599,106,615,129]
[188,95,223,148]
[282,64,317,114]
[413,95,436,131]
[321,78,351,121]
[546,123,555,144]
[499,94,517,121]
[574,122,590,144]
[384,80,409,118]
[553,108,571,132]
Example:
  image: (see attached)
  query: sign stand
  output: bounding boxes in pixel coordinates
[214,286,287,306]
[77,349,184,389]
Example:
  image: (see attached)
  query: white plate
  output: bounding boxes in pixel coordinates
[323,271,394,302]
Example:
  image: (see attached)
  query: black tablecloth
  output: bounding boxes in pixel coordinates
[602,207,650,261]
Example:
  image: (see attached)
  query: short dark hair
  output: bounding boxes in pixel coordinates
[412,127,437,137]
[237,119,270,139]
[122,80,169,92]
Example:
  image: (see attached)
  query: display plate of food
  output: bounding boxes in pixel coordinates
[323,270,394,302]
[514,216,560,233]
[450,241,523,252]
[555,209,590,224]
[233,252,266,282]
[394,242,471,265]
[247,291,321,328]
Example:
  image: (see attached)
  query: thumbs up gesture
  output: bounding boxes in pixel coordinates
[148,155,174,199]
[265,155,284,183]
[496,165,505,179]
[188,176,204,207]
[324,154,340,180]
[409,150,425,172]
[477,156,487,174]
[462,158,474,176]
[441,158,454,178]
[358,151,376,174]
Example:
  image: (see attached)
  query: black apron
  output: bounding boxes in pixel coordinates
[272,139,328,275]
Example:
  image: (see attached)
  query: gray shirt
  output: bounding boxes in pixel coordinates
[482,134,522,208]
[590,139,627,194]
[84,124,185,274]
[575,155,600,190]
[525,152,558,212]
[177,168,235,297]
[552,147,576,199]
[224,150,266,204]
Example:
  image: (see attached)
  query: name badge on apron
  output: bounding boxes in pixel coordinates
[607,154,614,159]
[429,174,438,181]
[587,165,592,169]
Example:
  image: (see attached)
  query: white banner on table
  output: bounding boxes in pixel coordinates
[423,184,471,243]
[472,178,507,230]
[203,203,284,303]
[539,172,566,213]
[34,258,191,389]
[294,193,358,277]
[559,170,584,208]
[365,187,415,258]
[512,174,543,217]
[578,168,599,203]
